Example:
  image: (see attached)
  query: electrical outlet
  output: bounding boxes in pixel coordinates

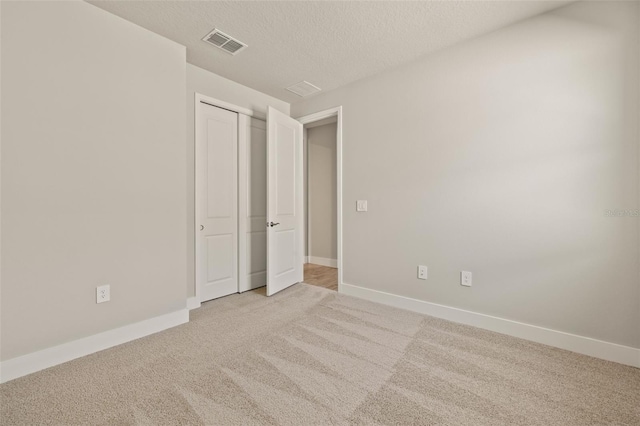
[356,200,368,212]
[417,265,428,280]
[96,285,110,303]
[461,271,472,287]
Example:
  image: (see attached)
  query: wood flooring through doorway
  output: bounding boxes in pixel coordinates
[304,263,337,291]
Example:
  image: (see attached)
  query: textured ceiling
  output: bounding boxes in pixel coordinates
[88,1,572,104]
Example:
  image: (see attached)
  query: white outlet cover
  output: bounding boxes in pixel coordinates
[356,200,368,212]
[461,271,472,287]
[96,285,110,303]
[418,265,428,280]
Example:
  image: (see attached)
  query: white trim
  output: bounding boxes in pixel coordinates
[304,127,312,262]
[308,256,338,268]
[187,297,201,310]
[237,113,249,293]
[241,274,266,292]
[0,309,189,384]
[194,93,263,120]
[304,256,310,264]
[296,106,343,293]
[194,95,203,304]
[341,283,640,368]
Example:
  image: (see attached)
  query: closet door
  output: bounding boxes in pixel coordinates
[238,116,267,292]
[196,103,238,302]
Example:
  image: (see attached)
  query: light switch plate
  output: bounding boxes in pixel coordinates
[356,200,368,212]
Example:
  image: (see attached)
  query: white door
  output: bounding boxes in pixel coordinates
[196,103,238,302]
[238,115,268,292]
[266,107,304,296]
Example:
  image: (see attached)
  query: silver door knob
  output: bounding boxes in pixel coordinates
[200,225,204,231]
[268,222,280,227]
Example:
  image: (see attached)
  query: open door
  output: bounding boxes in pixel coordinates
[266,107,304,296]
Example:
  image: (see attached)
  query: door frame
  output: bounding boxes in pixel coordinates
[194,93,263,306]
[296,107,343,292]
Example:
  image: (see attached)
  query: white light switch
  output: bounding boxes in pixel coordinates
[356,200,368,212]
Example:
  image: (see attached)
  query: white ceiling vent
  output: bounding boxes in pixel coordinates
[286,81,322,97]
[202,29,247,55]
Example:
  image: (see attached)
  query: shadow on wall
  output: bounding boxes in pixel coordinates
[292,1,640,349]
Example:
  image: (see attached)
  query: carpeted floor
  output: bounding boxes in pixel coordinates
[1,283,639,425]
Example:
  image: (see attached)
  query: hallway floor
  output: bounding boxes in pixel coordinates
[303,263,338,291]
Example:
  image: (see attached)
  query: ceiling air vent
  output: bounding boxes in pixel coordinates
[202,29,247,55]
[286,81,322,97]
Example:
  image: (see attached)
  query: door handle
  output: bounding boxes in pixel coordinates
[268,221,280,227]
[200,225,204,231]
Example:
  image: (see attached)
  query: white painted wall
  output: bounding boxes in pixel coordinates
[307,123,337,261]
[1,1,187,360]
[293,1,640,349]
[186,64,289,298]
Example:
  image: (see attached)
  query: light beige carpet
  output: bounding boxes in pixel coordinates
[1,283,639,425]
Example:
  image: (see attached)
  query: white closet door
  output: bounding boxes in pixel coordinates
[266,107,304,296]
[238,116,267,292]
[196,103,238,302]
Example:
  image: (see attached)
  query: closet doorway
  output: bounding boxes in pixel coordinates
[195,96,306,303]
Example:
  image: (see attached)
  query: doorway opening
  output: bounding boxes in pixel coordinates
[300,110,342,292]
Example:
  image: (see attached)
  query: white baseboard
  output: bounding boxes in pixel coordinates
[341,283,640,368]
[239,272,266,293]
[0,309,189,384]
[308,256,338,268]
[186,296,201,310]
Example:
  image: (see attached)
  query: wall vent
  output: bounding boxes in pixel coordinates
[202,29,247,55]
[286,81,322,97]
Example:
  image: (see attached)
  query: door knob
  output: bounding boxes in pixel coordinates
[200,225,204,231]
[268,221,280,227]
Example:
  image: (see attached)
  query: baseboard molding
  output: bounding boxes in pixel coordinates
[308,256,338,268]
[186,296,201,310]
[240,284,266,293]
[0,309,189,384]
[341,283,640,368]
[239,272,266,293]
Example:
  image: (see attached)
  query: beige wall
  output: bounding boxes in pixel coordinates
[1,1,187,360]
[293,1,640,348]
[185,64,289,298]
[307,123,337,260]
[0,0,3,361]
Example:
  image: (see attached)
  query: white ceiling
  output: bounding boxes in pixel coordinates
[88,1,572,104]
